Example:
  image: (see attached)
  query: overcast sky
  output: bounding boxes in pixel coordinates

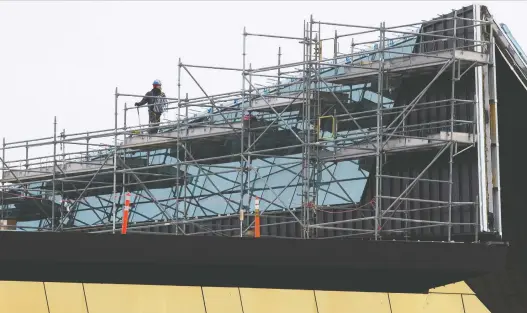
[0,1,524,161]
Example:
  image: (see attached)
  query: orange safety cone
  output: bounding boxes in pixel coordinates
[121,192,131,234]
[255,197,260,238]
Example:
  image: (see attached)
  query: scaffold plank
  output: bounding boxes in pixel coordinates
[1,156,190,198]
[122,122,244,150]
[328,50,488,86]
[121,119,295,152]
[2,160,114,183]
[317,131,474,161]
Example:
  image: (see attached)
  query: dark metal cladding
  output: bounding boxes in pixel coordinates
[134,211,304,238]
[401,4,476,136]
[466,31,527,313]
[357,4,480,239]
[360,150,479,239]
[415,5,475,54]
[389,70,476,137]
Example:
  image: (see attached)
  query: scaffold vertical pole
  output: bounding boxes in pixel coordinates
[374,23,385,240]
[334,30,338,76]
[61,129,66,162]
[246,63,253,236]
[52,116,57,231]
[313,18,323,238]
[277,47,281,95]
[301,18,310,239]
[176,58,181,236]
[448,10,458,242]
[85,133,89,161]
[240,26,247,237]
[25,141,28,170]
[180,59,189,230]
[112,87,118,234]
[122,103,127,228]
[0,137,3,220]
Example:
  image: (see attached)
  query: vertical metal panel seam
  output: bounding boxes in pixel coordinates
[42,282,51,313]
[200,286,208,313]
[237,287,246,313]
[82,283,90,313]
[461,293,467,313]
[313,290,320,313]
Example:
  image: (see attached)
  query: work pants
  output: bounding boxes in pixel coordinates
[148,111,162,134]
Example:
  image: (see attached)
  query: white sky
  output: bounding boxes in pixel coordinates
[0,1,525,162]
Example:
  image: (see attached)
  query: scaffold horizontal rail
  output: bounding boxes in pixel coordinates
[1,156,189,185]
[249,91,348,112]
[41,167,190,199]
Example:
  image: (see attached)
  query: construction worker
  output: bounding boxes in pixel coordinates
[135,79,167,134]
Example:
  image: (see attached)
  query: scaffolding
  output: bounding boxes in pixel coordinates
[0,6,503,241]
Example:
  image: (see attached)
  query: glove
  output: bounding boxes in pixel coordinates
[134,102,140,107]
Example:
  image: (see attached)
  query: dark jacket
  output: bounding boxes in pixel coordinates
[136,88,166,112]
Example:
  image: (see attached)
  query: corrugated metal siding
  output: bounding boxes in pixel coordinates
[361,150,479,238]
[390,72,476,137]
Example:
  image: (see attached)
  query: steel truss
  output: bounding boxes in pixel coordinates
[0,7,503,241]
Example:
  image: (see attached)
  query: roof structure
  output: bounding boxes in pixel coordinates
[2,4,527,312]
[1,5,518,243]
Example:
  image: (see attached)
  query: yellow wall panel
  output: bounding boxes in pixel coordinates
[390,293,464,313]
[202,287,243,313]
[0,281,48,313]
[0,280,492,313]
[84,283,206,313]
[316,291,391,313]
[462,295,491,313]
[45,282,87,313]
[240,288,318,313]
[429,281,475,295]
[390,294,429,313]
